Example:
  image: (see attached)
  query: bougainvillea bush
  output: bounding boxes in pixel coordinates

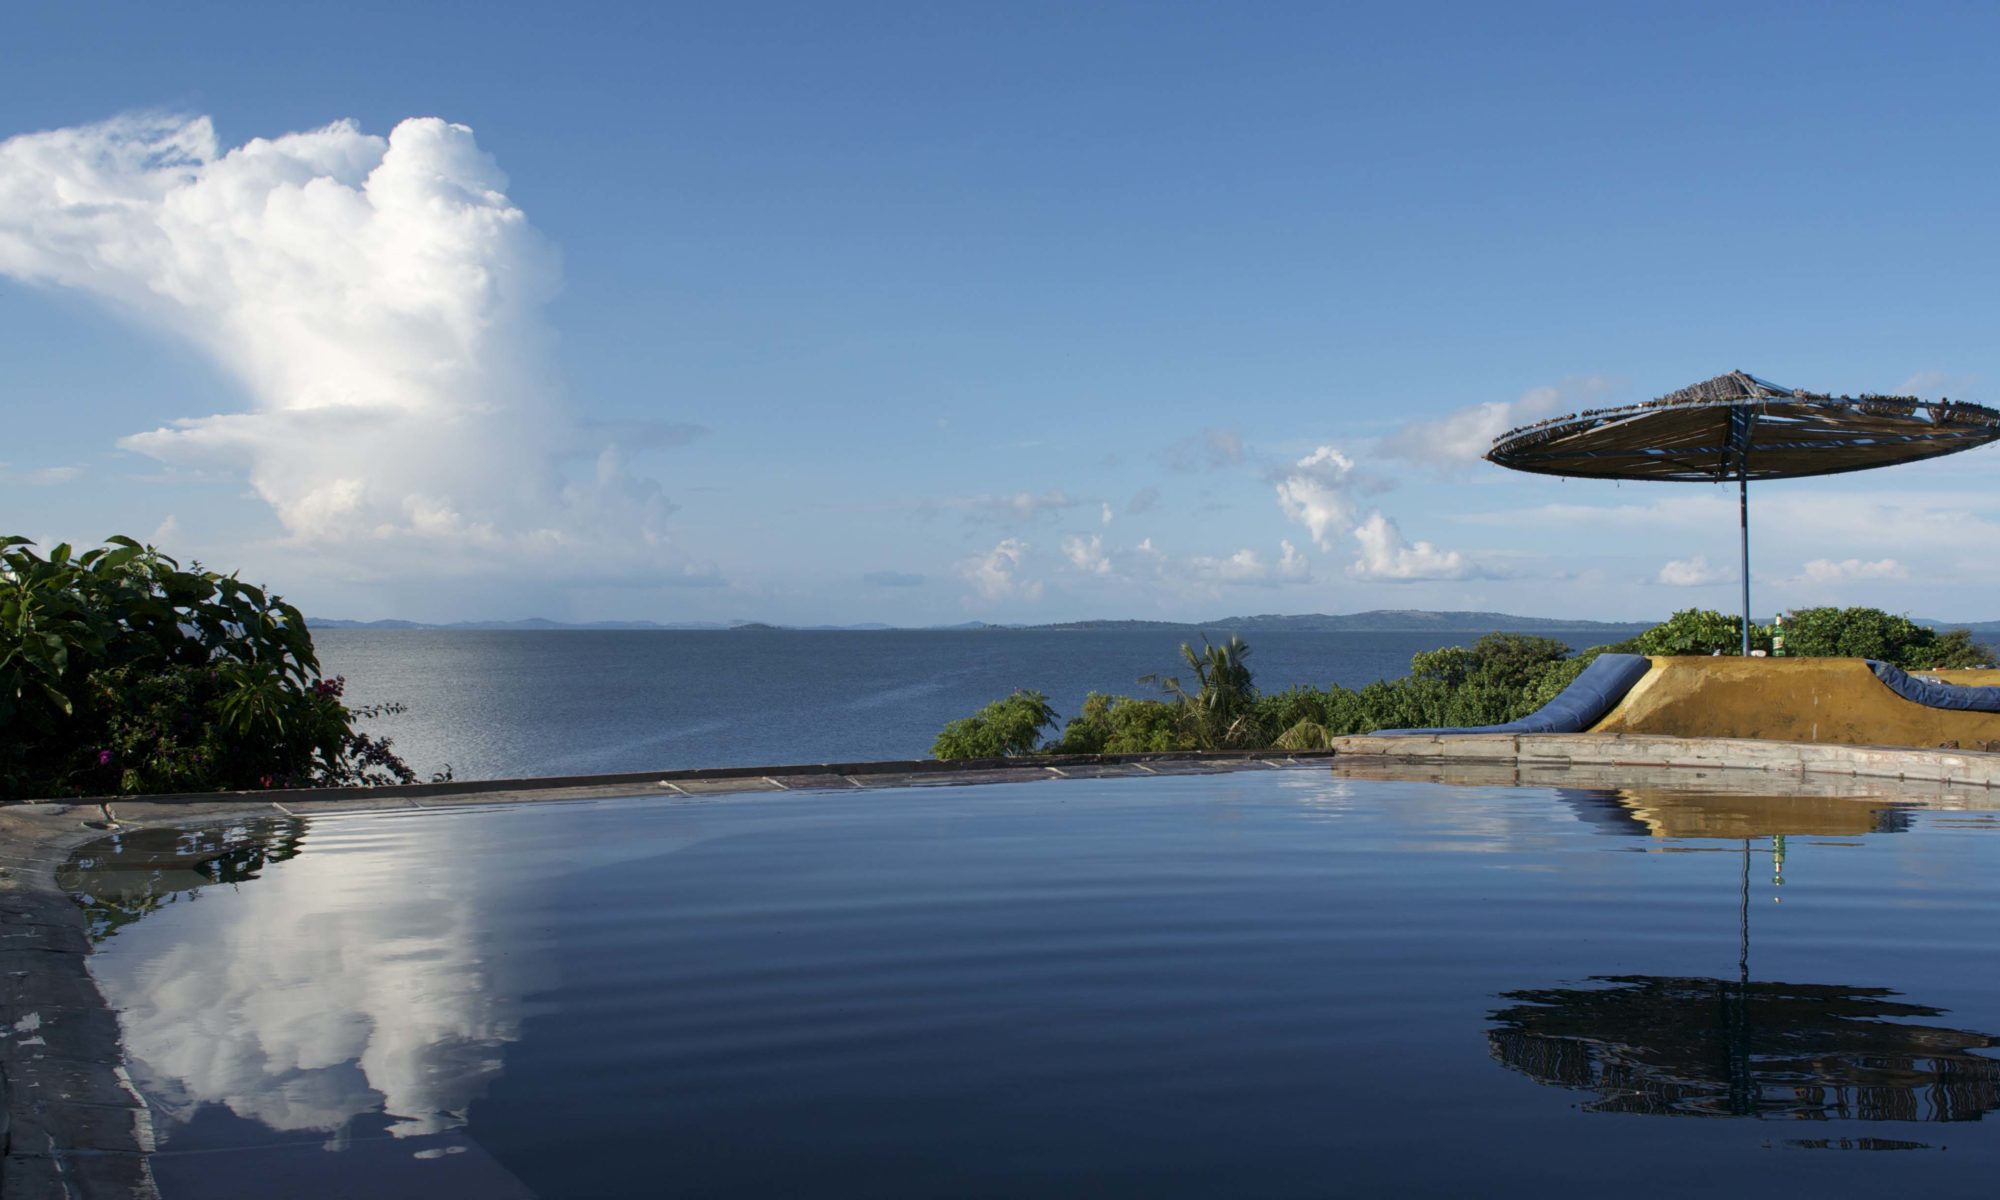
[1,535,416,799]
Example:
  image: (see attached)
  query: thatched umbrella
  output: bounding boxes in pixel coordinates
[1488,372,2000,653]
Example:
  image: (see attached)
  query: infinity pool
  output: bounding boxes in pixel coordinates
[62,770,2000,1198]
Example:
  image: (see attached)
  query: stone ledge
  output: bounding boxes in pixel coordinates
[17,748,1340,811]
[1329,733,2000,787]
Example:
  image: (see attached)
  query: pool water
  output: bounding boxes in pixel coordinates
[61,771,2000,1198]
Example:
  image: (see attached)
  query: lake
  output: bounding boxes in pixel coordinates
[314,627,1633,780]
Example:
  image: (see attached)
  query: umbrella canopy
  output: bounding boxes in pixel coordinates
[1487,372,2000,653]
[1488,370,2000,482]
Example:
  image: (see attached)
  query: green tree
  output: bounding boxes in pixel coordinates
[1635,609,1771,656]
[1926,629,1997,669]
[1776,606,1998,668]
[1049,692,1189,754]
[1466,633,1573,691]
[931,690,1059,759]
[1142,634,1262,749]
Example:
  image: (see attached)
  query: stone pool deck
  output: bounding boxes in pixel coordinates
[1329,731,2000,788]
[6,737,2000,1198]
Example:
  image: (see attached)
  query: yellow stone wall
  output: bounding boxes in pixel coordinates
[1592,657,2000,749]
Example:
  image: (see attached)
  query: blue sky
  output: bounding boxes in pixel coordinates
[5,1,2000,623]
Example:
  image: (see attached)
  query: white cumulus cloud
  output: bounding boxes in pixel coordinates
[1062,533,1113,575]
[1659,555,1731,586]
[1349,512,1474,581]
[1799,557,1909,584]
[961,537,1041,601]
[1380,376,1618,472]
[0,112,679,576]
[1273,445,1359,550]
[1187,539,1310,586]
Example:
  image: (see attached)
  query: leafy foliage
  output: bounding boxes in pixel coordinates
[1925,629,1997,670]
[1141,634,1262,749]
[930,690,1060,759]
[1047,692,1186,754]
[1780,607,1993,667]
[1636,608,1770,656]
[2,536,416,798]
[929,606,1995,759]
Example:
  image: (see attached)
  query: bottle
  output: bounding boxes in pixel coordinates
[1772,612,1787,658]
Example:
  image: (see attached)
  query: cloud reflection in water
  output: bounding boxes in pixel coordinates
[68,816,527,1142]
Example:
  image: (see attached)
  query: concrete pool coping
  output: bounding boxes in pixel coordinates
[1329,731,2000,787]
[6,737,2000,1198]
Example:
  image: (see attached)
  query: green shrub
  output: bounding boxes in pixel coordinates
[1048,692,1189,754]
[1636,608,1771,656]
[931,690,1059,759]
[1926,629,1997,669]
[1779,606,1995,668]
[1464,633,1573,692]
[1253,686,1331,743]
[1,535,415,798]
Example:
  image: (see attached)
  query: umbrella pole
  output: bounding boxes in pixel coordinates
[1739,466,1751,656]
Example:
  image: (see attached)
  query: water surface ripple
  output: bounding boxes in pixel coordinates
[63,771,2000,1198]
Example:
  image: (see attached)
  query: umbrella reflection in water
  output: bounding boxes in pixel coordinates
[1489,787,2000,1127]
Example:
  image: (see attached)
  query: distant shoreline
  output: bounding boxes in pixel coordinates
[306,610,1663,635]
[296,608,2000,636]
[308,610,2000,635]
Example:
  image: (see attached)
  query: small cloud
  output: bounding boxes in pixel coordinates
[949,489,1082,524]
[1163,428,1245,472]
[1659,555,1731,586]
[656,566,728,588]
[1051,534,1308,591]
[1186,539,1310,587]
[1062,534,1113,576]
[1348,512,1475,581]
[959,537,1041,601]
[1380,376,1619,473]
[862,570,925,588]
[1100,502,1114,525]
[1127,485,1160,515]
[1272,446,1358,550]
[1798,557,1908,584]
[150,515,179,545]
[1898,370,1978,399]
[0,463,83,485]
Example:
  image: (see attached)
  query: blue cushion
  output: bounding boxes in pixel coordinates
[1372,653,1654,736]
[1867,660,2000,713]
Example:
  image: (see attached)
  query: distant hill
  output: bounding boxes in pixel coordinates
[1917,618,2000,634]
[308,617,739,631]
[1032,610,1654,634]
[308,610,1655,634]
